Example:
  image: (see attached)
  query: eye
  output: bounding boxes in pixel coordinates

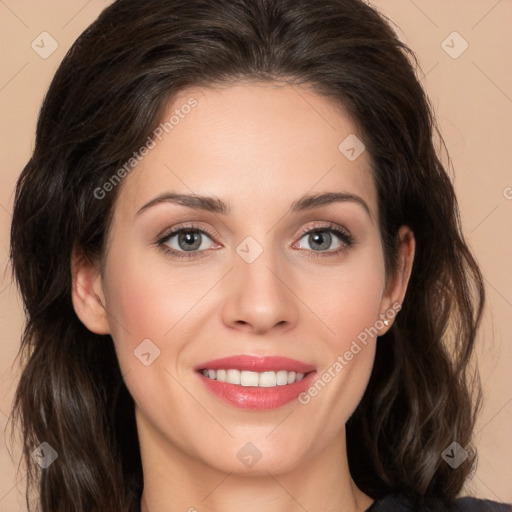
[294,223,353,256]
[156,222,354,260]
[166,230,211,251]
[157,224,219,259]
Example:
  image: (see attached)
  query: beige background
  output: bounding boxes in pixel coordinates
[1,0,511,509]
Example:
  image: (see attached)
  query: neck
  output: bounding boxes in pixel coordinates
[137,410,374,512]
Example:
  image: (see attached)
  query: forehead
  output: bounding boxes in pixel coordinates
[114,82,377,220]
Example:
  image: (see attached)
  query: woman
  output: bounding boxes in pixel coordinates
[8,0,511,511]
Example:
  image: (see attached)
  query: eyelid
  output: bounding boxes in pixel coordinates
[156,222,218,243]
[295,221,352,240]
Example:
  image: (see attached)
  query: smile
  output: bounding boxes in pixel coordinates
[194,355,316,410]
[200,368,305,387]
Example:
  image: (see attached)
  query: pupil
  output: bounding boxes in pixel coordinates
[311,231,330,251]
[179,231,201,251]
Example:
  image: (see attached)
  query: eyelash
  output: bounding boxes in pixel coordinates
[156,222,354,260]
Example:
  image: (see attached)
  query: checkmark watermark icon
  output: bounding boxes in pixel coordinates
[31,32,59,59]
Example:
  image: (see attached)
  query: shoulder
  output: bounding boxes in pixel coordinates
[366,493,512,512]
[456,497,512,512]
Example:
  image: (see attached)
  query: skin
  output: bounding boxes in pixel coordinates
[72,82,415,512]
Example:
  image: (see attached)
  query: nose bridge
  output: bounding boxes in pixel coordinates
[236,234,281,289]
[221,231,298,333]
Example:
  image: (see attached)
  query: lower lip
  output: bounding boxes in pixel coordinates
[197,371,316,410]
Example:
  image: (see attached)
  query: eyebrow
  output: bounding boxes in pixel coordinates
[136,191,372,220]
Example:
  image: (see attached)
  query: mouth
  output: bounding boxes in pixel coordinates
[197,368,310,387]
[194,355,316,410]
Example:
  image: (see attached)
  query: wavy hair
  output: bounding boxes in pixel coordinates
[9,0,485,510]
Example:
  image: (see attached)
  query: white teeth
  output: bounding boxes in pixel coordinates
[201,368,308,387]
[226,369,241,385]
[276,370,288,385]
[259,371,277,387]
[240,371,259,387]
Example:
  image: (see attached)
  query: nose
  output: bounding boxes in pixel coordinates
[220,244,299,335]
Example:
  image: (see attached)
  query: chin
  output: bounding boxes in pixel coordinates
[200,445,307,477]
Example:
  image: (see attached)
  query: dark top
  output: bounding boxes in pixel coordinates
[129,493,512,511]
[366,493,512,511]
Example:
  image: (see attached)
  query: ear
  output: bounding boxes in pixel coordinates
[377,225,415,335]
[71,247,110,335]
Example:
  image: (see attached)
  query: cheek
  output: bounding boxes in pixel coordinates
[332,274,383,342]
[308,249,386,345]
[104,272,165,342]
[100,252,184,382]
[102,249,194,341]
[298,247,384,413]
[101,247,216,397]
[101,254,191,411]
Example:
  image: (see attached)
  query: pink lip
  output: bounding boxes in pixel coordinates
[194,355,315,374]
[194,355,316,410]
[197,371,317,410]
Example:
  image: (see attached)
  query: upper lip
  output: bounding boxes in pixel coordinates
[195,355,315,374]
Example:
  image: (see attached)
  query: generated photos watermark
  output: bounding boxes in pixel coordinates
[93,97,198,200]
[298,302,402,404]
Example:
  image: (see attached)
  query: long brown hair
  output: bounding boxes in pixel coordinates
[9,0,485,510]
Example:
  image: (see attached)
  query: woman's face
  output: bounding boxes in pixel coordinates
[77,82,413,476]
